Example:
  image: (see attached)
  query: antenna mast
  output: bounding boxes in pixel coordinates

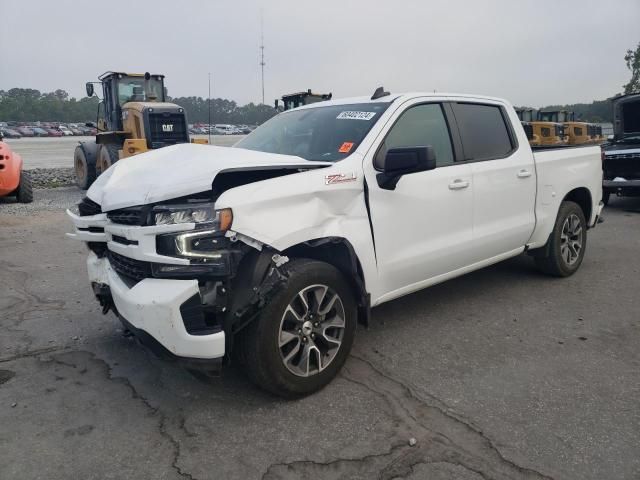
[260,12,265,104]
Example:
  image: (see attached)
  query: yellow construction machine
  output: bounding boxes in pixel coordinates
[75,71,206,189]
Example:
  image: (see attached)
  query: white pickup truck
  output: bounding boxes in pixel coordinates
[68,90,604,397]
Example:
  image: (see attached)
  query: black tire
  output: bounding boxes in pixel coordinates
[535,201,587,277]
[97,144,120,175]
[16,171,33,203]
[602,191,610,206]
[239,259,357,398]
[74,145,96,190]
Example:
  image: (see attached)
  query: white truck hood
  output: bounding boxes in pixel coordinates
[87,143,326,211]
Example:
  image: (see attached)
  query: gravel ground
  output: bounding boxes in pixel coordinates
[25,168,76,188]
[0,187,83,214]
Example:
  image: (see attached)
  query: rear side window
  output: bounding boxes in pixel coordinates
[375,103,454,168]
[452,103,514,160]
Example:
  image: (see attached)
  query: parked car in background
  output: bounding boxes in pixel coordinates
[69,127,84,135]
[16,127,35,137]
[30,127,49,137]
[58,125,74,136]
[214,124,238,135]
[78,126,95,136]
[0,128,22,139]
[46,128,63,137]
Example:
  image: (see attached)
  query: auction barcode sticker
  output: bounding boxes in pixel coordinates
[336,111,377,120]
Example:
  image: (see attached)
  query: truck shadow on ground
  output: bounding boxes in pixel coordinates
[605,195,640,213]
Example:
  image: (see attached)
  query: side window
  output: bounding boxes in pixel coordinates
[452,103,514,160]
[375,103,454,169]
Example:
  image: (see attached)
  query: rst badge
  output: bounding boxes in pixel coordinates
[162,124,174,132]
[325,172,357,185]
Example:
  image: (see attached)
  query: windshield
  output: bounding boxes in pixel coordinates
[538,112,558,122]
[117,76,164,105]
[234,102,391,162]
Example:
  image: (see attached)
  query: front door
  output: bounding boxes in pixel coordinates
[363,101,475,303]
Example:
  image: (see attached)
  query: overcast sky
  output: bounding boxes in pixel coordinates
[1,0,638,107]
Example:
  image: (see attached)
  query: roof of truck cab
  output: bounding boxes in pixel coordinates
[293,92,510,110]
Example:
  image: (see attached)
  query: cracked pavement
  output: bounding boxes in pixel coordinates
[1,193,639,479]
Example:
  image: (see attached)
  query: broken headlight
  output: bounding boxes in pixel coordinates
[152,203,233,229]
[155,229,231,276]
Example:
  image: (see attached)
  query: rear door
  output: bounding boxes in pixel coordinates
[363,100,475,301]
[450,102,536,260]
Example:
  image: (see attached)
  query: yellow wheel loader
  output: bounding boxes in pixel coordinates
[74,71,206,189]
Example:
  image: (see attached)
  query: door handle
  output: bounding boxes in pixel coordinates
[448,179,470,190]
[517,169,532,178]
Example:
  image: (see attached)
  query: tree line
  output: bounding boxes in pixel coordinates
[0,86,620,124]
[0,88,277,125]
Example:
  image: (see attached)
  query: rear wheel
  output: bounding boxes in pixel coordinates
[535,201,587,277]
[239,259,357,398]
[16,171,33,203]
[97,144,120,175]
[74,146,96,190]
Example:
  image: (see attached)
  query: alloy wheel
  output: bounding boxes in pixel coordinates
[278,284,346,377]
[560,213,583,266]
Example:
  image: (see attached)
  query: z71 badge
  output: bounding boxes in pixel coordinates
[325,172,357,185]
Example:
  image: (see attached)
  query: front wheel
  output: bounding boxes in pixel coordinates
[535,200,587,277]
[239,259,357,398]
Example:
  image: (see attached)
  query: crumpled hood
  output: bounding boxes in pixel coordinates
[87,143,326,211]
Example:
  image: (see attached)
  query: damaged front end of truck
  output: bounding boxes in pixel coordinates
[68,167,322,376]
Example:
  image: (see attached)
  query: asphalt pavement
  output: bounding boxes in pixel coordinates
[0,192,638,479]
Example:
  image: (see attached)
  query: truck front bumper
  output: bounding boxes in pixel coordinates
[87,252,225,364]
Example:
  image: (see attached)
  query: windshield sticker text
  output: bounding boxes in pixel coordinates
[336,111,377,121]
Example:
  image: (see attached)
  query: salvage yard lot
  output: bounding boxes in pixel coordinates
[0,191,639,480]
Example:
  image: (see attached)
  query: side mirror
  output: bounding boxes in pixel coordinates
[86,83,94,97]
[376,146,436,190]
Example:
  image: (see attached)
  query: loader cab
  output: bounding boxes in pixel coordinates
[515,108,540,146]
[277,89,333,111]
[90,72,167,132]
[538,110,573,123]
